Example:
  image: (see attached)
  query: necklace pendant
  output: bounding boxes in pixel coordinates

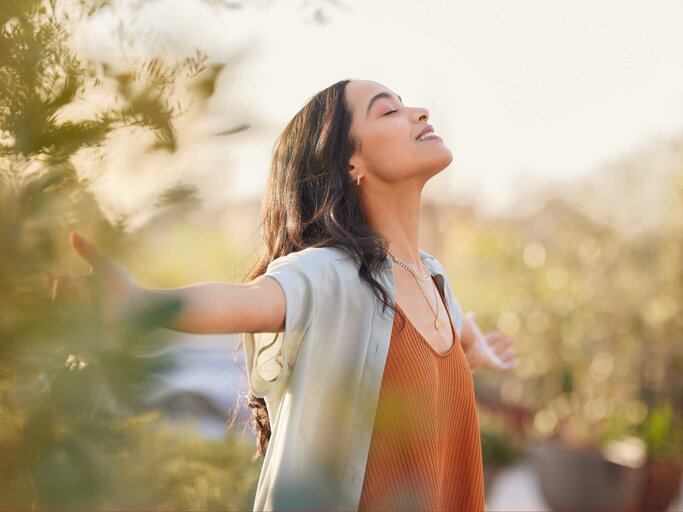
[434,318,441,330]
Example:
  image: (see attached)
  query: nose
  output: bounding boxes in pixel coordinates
[413,107,429,122]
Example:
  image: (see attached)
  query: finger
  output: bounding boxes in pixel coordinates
[69,231,106,271]
[495,338,515,350]
[52,274,94,302]
[494,344,508,356]
[492,340,512,353]
[501,351,517,361]
[493,336,515,347]
[48,273,60,301]
[494,358,510,371]
[486,332,506,345]
[50,277,70,302]
[45,270,57,293]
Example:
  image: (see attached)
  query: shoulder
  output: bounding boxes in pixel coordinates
[265,246,363,305]
[267,246,356,276]
[269,246,349,265]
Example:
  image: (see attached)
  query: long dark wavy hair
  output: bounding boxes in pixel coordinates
[232,79,407,461]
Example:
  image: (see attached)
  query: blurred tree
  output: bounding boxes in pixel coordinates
[496,135,683,456]
[0,0,250,508]
[1,0,359,507]
[430,133,683,460]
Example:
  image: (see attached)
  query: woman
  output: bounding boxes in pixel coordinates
[51,79,519,511]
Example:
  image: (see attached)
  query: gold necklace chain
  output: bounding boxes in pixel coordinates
[388,250,442,330]
[387,250,431,281]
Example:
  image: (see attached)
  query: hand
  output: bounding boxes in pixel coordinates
[464,311,519,372]
[46,231,141,327]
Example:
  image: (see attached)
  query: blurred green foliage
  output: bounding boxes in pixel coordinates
[478,407,525,468]
[480,428,522,468]
[0,0,259,509]
[638,402,683,463]
[111,411,260,510]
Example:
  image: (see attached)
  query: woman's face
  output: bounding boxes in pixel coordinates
[345,79,452,186]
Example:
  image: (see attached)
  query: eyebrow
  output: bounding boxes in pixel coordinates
[366,92,403,117]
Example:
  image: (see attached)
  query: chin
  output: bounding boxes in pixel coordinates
[432,147,453,170]
[424,158,452,180]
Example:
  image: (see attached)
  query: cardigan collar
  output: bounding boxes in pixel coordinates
[382,248,447,307]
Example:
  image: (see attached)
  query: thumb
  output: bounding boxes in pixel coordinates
[45,270,57,298]
[69,231,106,270]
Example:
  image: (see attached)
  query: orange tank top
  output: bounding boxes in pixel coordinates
[357,276,486,511]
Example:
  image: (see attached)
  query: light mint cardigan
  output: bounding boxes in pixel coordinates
[242,246,465,511]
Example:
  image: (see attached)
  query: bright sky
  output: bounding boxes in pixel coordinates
[77,0,683,224]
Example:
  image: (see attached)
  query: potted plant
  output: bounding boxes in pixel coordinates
[530,398,683,511]
[635,402,683,511]
[529,403,649,511]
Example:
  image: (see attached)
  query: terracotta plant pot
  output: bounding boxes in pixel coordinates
[530,439,647,511]
[637,458,683,511]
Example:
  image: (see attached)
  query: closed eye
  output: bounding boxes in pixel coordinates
[384,110,398,116]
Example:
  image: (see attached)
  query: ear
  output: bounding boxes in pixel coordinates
[348,163,358,181]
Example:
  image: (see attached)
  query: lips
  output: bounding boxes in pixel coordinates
[416,125,434,140]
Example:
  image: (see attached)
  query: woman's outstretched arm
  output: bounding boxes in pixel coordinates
[139,275,285,334]
[48,231,286,335]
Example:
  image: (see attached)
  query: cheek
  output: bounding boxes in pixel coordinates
[365,128,416,167]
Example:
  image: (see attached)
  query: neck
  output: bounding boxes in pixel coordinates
[360,179,424,268]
